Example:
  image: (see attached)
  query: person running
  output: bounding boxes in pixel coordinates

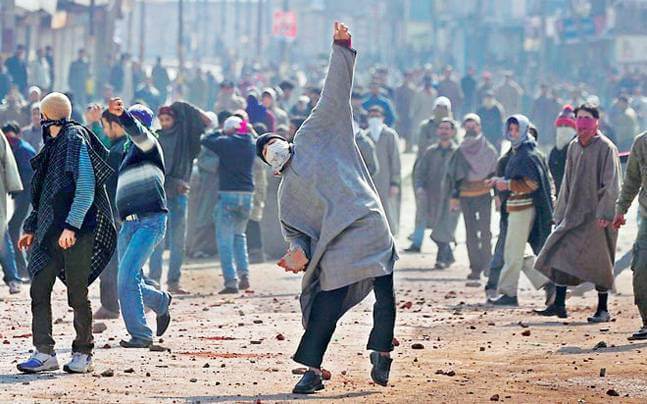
[255,22,397,394]
[17,92,116,374]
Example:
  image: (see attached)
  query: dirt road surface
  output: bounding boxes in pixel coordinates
[1,157,646,403]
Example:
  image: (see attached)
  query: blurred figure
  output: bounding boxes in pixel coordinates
[262,88,289,127]
[3,121,33,283]
[411,74,438,146]
[531,84,561,147]
[417,96,452,159]
[363,82,397,127]
[394,71,416,152]
[461,67,478,115]
[134,77,163,113]
[0,61,11,101]
[152,56,170,102]
[21,102,43,152]
[549,105,577,196]
[476,71,494,105]
[631,87,647,130]
[68,49,90,106]
[476,90,505,150]
[246,91,275,132]
[367,106,401,236]
[0,87,29,127]
[5,45,28,94]
[188,68,208,109]
[291,95,311,119]
[350,91,367,129]
[610,95,639,152]
[28,49,51,91]
[278,80,295,111]
[495,72,524,115]
[27,86,42,104]
[215,80,246,113]
[437,66,463,116]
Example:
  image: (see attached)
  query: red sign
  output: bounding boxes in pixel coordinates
[272,10,297,40]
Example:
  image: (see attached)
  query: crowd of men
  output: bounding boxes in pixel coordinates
[0,22,646,393]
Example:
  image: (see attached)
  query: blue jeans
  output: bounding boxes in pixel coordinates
[118,213,170,342]
[149,194,188,286]
[0,231,20,284]
[214,192,253,288]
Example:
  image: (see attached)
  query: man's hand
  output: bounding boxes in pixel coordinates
[389,186,399,198]
[612,214,626,230]
[84,104,102,124]
[58,229,76,250]
[333,21,351,41]
[494,179,510,192]
[597,219,611,229]
[278,247,309,274]
[18,234,34,250]
[450,198,461,212]
[108,97,125,117]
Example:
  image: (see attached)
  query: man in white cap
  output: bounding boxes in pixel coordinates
[17,92,116,374]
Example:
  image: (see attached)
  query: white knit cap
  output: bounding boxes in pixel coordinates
[223,116,243,132]
[40,92,72,120]
[433,96,452,110]
[463,113,481,125]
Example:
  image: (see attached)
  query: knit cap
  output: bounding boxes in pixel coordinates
[40,92,72,120]
[554,104,576,129]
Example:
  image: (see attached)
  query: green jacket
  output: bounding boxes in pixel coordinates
[617,131,647,216]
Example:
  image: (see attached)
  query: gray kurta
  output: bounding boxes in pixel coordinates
[0,134,23,237]
[535,134,621,289]
[371,127,402,235]
[277,44,397,327]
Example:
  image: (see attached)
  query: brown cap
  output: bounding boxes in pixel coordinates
[40,92,72,121]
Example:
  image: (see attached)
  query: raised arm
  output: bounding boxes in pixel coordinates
[298,23,356,136]
[109,98,158,153]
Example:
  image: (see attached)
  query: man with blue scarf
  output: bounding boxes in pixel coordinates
[487,115,554,306]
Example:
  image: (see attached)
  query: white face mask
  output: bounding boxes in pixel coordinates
[555,126,576,150]
[368,117,385,141]
[266,140,292,174]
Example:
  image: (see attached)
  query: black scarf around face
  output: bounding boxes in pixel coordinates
[24,121,116,285]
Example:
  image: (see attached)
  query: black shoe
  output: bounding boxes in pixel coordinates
[533,304,568,319]
[370,351,392,387]
[292,370,324,394]
[218,287,239,295]
[488,295,519,307]
[119,338,153,348]
[467,272,481,281]
[404,245,421,253]
[156,293,172,337]
[587,310,611,323]
[238,276,250,291]
[628,327,647,341]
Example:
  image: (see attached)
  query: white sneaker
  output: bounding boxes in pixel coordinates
[17,351,59,373]
[63,352,94,374]
[8,281,21,294]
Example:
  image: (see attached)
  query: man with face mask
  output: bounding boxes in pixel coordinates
[534,104,621,322]
[407,118,459,268]
[485,115,554,306]
[549,105,577,196]
[17,92,116,373]
[447,114,498,281]
[201,116,256,294]
[367,106,402,236]
[255,22,397,394]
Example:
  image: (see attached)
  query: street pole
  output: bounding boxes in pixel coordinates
[178,0,184,75]
[256,0,264,57]
[139,0,146,63]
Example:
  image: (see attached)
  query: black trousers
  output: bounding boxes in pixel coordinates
[30,232,95,355]
[293,273,396,368]
[99,250,119,313]
[245,219,264,252]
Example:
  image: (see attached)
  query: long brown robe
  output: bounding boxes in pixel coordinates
[534,134,621,289]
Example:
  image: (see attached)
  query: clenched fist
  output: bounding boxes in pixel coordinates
[333,21,351,41]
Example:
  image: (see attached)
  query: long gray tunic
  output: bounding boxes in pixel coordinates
[277,44,397,327]
[372,127,402,235]
[535,134,621,289]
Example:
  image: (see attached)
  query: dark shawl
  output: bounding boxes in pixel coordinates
[502,140,554,254]
[24,122,116,285]
[157,101,207,194]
